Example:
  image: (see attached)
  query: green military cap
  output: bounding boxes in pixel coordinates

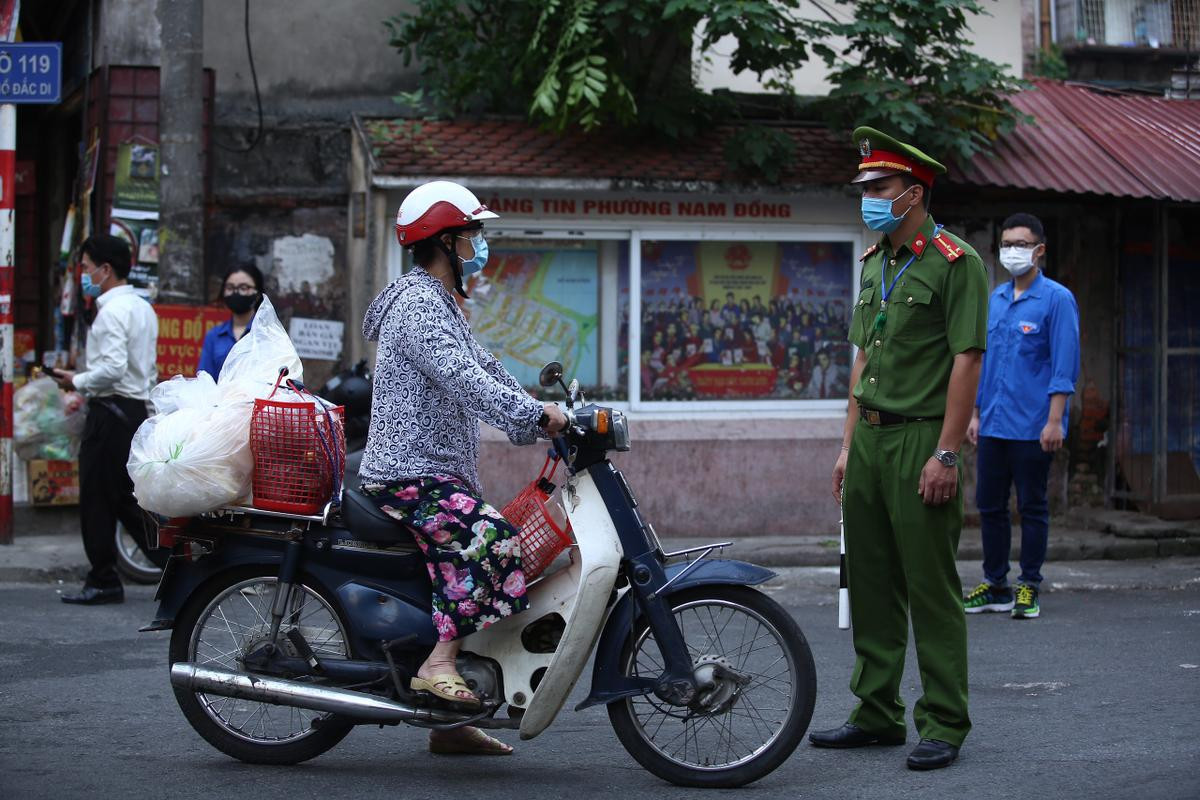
[850,126,947,186]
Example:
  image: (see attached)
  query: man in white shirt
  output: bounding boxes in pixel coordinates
[51,235,161,605]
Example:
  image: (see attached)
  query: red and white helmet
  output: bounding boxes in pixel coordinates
[394,181,499,245]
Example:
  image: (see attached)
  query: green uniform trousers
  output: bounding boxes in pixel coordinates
[842,417,971,746]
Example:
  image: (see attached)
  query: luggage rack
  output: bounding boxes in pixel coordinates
[206,500,340,527]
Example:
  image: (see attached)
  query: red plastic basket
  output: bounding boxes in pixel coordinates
[249,373,346,515]
[502,455,573,579]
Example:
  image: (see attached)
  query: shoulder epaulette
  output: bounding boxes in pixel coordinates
[859,244,879,262]
[932,232,964,263]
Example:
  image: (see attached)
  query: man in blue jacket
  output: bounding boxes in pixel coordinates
[965,213,1080,619]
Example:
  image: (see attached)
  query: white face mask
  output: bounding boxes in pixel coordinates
[999,245,1037,277]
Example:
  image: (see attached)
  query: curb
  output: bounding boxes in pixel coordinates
[0,564,87,584]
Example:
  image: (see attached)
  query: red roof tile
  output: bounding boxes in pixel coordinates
[360,80,1200,202]
[360,118,856,186]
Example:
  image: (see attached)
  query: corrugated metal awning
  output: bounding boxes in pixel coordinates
[952,79,1200,202]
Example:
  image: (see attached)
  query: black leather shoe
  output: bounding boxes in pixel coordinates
[809,723,906,749]
[61,585,124,605]
[906,738,959,770]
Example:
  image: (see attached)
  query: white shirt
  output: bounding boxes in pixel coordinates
[73,285,159,400]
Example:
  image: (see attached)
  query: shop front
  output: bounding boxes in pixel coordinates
[348,122,866,535]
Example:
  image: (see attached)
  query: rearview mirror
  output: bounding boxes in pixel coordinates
[539,361,564,388]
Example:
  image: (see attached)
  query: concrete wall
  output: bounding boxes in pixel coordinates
[202,0,419,124]
[96,0,161,67]
[697,0,1027,96]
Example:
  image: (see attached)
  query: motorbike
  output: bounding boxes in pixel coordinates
[145,362,817,788]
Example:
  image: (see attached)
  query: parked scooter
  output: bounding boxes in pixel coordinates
[116,522,165,584]
[146,362,816,787]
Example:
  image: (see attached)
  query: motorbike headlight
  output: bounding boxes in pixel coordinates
[611,410,631,452]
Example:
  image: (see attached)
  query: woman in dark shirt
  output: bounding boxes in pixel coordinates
[198,264,263,379]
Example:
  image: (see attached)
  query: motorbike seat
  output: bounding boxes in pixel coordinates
[339,488,418,543]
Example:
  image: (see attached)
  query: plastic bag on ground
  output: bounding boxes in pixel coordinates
[218,295,303,396]
[128,402,254,517]
[14,376,88,460]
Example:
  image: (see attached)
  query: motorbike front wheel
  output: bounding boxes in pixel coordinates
[608,585,816,788]
[168,567,356,764]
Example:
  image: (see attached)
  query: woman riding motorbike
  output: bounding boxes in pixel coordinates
[358,180,568,755]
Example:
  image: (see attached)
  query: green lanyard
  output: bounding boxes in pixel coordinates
[873,225,942,333]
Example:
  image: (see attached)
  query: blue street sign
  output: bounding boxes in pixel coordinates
[0,43,62,104]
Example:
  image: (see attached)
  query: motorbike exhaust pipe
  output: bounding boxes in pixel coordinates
[170,662,463,725]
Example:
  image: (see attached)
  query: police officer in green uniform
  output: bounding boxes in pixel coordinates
[808,127,989,770]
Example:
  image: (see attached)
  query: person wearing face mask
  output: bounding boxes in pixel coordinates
[197,263,264,379]
[812,128,988,771]
[358,181,568,756]
[964,213,1079,621]
[50,235,162,605]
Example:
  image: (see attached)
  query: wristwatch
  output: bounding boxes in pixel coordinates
[933,449,958,468]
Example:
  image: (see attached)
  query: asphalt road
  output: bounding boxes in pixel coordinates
[1,561,1198,800]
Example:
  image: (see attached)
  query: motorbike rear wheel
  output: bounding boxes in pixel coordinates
[608,585,816,788]
[169,567,356,764]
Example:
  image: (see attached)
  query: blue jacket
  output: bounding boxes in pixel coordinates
[976,271,1080,440]
[197,318,251,379]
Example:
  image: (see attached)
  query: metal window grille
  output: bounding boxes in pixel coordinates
[1057,0,1200,48]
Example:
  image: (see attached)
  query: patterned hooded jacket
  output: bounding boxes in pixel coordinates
[359,266,543,495]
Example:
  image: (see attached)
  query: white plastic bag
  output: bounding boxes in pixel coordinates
[150,371,221,415]
[127,402,254,517]
[218,295,303,392]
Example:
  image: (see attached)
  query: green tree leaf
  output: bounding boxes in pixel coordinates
[384,0,1024,180]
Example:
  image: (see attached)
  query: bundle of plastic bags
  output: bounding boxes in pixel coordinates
[128,297,305,517]
[14,376,87,460]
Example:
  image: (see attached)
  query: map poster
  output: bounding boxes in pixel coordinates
[464,245,599,389]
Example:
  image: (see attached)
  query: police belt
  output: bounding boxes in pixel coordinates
[858,406,943,426]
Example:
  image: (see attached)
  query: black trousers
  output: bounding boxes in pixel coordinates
[78,397,165,588]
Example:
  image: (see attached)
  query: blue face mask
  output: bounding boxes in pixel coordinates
[860,185,915,233]
[459,232,488,277]
[80,271,103,298]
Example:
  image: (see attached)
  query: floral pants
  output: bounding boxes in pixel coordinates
[362,475,528,642]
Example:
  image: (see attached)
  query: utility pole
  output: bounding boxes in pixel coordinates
[157,0,205,304]
[1040,0,1053,52]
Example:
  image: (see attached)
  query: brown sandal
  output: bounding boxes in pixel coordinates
[429,726,513,755]
[410,673,481,709]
